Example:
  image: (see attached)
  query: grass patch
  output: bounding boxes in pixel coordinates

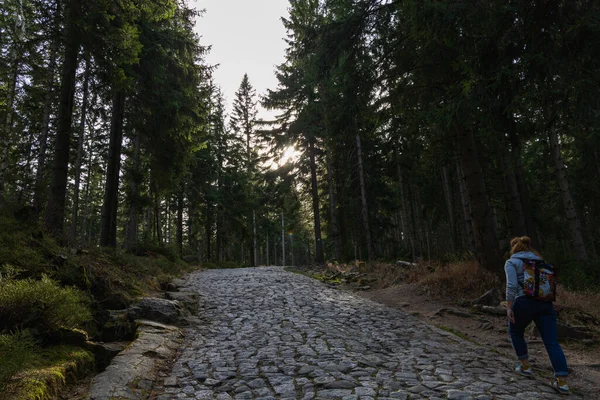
[0,276,91,333]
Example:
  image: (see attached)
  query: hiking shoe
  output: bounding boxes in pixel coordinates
[515,364,533,377]
[551,381,570,395]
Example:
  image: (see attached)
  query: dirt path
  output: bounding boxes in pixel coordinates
[359,283,600,399]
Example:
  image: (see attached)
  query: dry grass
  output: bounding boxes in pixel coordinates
[556,285,600,322]
[367,260,500,298]
[414,261,501,298]
[368,260,599,326]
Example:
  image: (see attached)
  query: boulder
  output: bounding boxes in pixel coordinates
[473,288,502,306]
[100,310,136,342]
[128,297,189,326]
[163,277,187,292]
[165,291,200,314]
[556,323,594,341]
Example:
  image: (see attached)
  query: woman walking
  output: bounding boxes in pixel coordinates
[505,236,570,395]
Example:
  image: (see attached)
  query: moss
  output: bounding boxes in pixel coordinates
[0,345,94,400]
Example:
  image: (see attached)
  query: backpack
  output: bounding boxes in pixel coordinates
[521,259,557,302]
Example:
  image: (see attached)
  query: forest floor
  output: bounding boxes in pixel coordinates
[289,263,600,399]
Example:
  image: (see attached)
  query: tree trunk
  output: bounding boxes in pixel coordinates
[99,90,125,247]
[70,56,91,242]
[548,128,588,261]
[33,28,59,213]
[326,150,341,261]
[154,192,162,244]
[205,198,212,261]
[126,133,141,250]
[397,161,416,259]
[509,129,539,247]
[177,190,184,258]
[501,141,527,238]
[44,0,81,237]
[456,126,503,275]
[441,163,457,251]
[252,210,257,266]
[81,136,94,243]
[281,211,285,267]
[356,133,374,260]
[0,47,20,196]
[308,138,324,263]
[456,160,475,251]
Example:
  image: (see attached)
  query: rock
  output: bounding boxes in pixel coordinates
[128,297,189,326]
[85,341,128,370]
[45,327,88,346]
[396,260,417,268]
[472,288,502,306]
[165,291,200,314]
[163,277,187,291]
[472,304,506,316]
[100,310,136,342]
[556,323,594,341]
[87,322,183,400]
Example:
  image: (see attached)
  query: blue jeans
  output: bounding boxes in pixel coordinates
[508,297,568,377]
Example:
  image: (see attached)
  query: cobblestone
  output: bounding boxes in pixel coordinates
[152,267,575,399]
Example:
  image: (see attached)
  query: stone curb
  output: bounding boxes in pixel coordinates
[86,320,184,400]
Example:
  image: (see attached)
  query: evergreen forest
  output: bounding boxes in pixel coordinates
[1,0,600,397]
[3,0,599,281]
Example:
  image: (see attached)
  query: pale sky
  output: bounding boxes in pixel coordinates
[192,0,290,121]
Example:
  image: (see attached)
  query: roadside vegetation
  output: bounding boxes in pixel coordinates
[0,211,202,400]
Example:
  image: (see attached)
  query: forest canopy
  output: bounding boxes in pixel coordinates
[1,0,599,287]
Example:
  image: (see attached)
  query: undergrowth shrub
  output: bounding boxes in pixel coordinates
[0,276,91,333]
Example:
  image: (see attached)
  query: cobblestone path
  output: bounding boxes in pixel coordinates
[152,267,569,399]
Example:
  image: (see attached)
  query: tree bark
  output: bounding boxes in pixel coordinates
[99,90,125,247]
[70,56,91,242]
[44,0,81,237]
[356,133,374,260]
[456,126,503,275]
[308,138,324,263]
[548,128,588,261]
